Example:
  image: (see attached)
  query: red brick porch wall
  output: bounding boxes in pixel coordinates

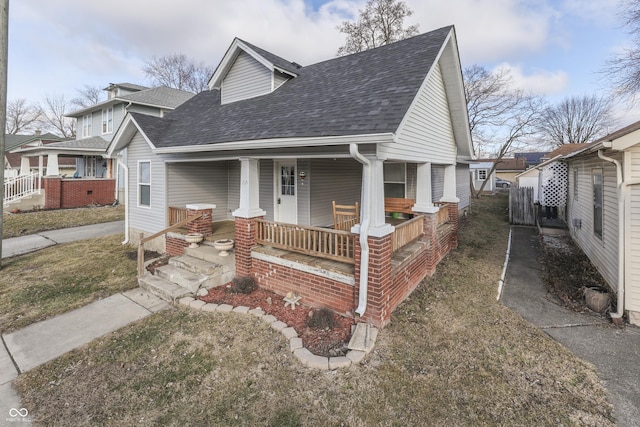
[166,207,214,257]
[235,204,458,328]
[42,177,115,209]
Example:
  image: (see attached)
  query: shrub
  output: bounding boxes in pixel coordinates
[230,276,257,294]
[306,307,337,330]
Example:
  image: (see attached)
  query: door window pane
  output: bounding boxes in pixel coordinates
[281,166,295,196]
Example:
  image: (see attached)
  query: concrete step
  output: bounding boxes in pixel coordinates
[185,244,233,263]
[169,254,221,275]
[139,274,192,301]
[155,264,212,292]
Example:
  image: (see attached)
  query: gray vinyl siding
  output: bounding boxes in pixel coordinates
[259,159,274,221]
[221,51,272,104]
[626,147,640,312]
[567,153,620,291]
[127,104,164,117]
[227,160,241,220]
[379,62,457,164]
[274,71,290,90]
[309,158,362,227]
[297,159,311,226]
[406,163,417,199]
[166,162,230,222]
[127,132,167,234]
[431,165,445,202]
[456,164,471,210]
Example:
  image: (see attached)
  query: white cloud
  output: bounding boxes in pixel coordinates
[493,62,569,95]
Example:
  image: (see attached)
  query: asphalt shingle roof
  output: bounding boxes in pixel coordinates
[44,136,110,150]
[119,86,195,109]
[134,26,453,149]
[239,39,302,76]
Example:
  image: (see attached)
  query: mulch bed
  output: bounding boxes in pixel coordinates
[199,284,354,357]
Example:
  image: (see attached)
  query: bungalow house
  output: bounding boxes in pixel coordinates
[3,132,74,178]
[13,84,194,209]
[108,26,475,327]
[492,157,526,182]
[563,122,640,326]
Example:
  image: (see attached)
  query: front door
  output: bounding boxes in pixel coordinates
[275,161,297,224]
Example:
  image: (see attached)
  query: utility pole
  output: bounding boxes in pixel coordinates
[0,0,8,267]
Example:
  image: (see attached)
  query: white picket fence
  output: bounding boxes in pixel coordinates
[3,173,40,206]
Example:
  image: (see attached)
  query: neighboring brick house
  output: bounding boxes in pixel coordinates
[108,26,475,327]
[14,84,194,209]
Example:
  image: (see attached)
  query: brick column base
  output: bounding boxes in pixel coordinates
[354,233,393,328]
[234,216,262,277]
[42,177,62,209]
[187,208,213,236]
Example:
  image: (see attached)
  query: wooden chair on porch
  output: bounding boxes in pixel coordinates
[333,201,360,231]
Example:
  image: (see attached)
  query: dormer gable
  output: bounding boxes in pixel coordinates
[208,38,301,105]
[103,83,149,99]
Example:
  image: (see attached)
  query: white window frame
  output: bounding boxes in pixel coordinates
[593,168,603,240]
[383,162,406,198]
[478,169,487,181]
[83,156,97,177]
[82,114,92,138]
[102,107,113,134]
[138,161,151,208]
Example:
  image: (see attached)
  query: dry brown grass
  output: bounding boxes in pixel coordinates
[14,194,614,426]
[0,234,138,334]
[2,205,124,238]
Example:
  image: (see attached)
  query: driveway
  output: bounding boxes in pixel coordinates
[501,226,640,427]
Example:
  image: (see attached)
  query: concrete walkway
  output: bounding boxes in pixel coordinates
[501,226,640,427]
[1,220,125,259]
[1,288,168,421]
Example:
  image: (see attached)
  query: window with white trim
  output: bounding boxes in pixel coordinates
[102,107,113,134]
[82,114,92,138]
[593,169,603,239]
[139,161,151,207]
[384,162,406,198]
[83,156,96,177]
[478,169,487,181]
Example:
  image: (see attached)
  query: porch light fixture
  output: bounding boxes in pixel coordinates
[299,171,306,185]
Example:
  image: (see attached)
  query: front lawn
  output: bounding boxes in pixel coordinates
[13,194,614,426]
[0,234,138,334]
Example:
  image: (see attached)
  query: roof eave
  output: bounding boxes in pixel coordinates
[153,133,395,154]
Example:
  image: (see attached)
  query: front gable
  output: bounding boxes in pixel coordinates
[208,38,298,105]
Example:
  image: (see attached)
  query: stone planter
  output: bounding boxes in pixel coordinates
[584,287,610,313]
[214,239,234,256]
[185,232,204,248]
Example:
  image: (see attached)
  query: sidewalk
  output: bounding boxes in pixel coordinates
[501,226,640,427]
[1,220,125,259]
[1,288,168,421]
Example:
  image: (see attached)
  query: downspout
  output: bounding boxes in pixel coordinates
[117,156,130,244]
[350,143,371,317]
[597,149,624,319]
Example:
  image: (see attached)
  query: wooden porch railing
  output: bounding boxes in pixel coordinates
[137,213,203,278]
[434,202,451,225]
[392,214,424,252]
[256,219,355,264]
[168,206,189,226]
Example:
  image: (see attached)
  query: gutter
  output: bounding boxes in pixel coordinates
[117,156,130,244]
[349,143,371,317]
[597,149,624,319]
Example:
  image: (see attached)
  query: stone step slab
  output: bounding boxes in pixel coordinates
[169,254,221,275]
[139,274,192,301]
[155,264,212,292]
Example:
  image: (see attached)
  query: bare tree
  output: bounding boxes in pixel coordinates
[464,65,545,197]
[602,0,640,101]
[5,98,43,134]
[72,84,102,109]
[336,0,419,56]
[539,95,613,146]
[142,54,213,93]
[41,93,75,138]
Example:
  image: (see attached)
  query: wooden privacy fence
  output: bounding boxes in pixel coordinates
[256,219,355,264]
[509,186,536,225]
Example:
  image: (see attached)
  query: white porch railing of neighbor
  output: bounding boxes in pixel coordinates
[3,173,40,205]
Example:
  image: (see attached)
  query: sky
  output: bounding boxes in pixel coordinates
[7,0,638,127]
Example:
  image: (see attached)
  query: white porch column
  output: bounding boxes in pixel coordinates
[440,164,459,203]
[353,156,394,237]
[38,155,44,177]
[46,153,59,176]
[20,157,30,175]
[413,162,438,214]
[232,157,266,218]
